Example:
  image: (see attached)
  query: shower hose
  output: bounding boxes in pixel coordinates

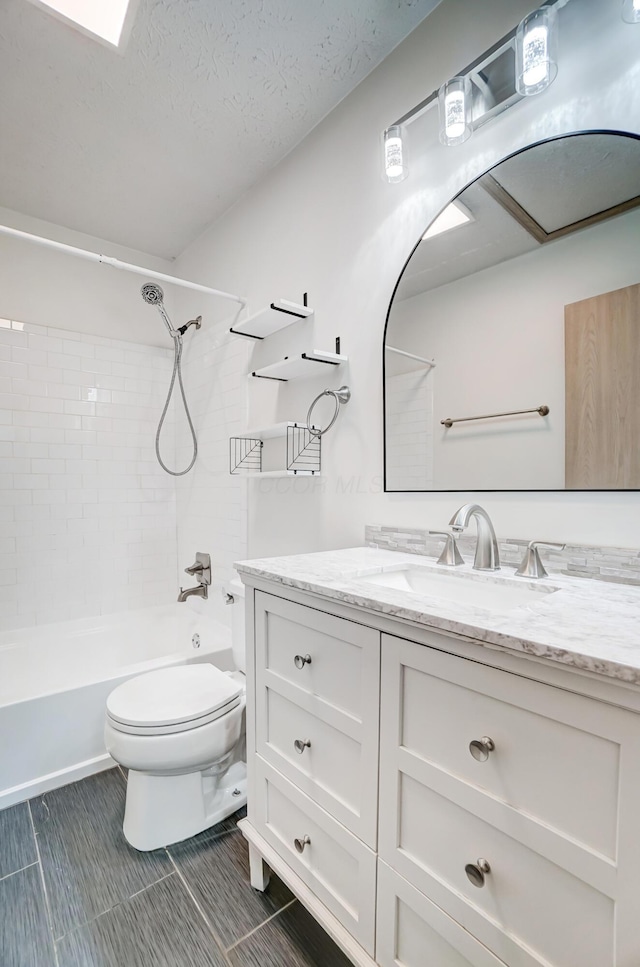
[155,335,198,476]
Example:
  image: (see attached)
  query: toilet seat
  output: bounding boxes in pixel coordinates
[106,665,243,737]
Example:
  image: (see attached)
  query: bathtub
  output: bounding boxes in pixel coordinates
[0,603,234,810]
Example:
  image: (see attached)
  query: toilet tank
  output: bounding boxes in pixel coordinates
[228,577,246,674]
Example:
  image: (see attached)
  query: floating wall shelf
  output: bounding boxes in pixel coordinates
[250,351,348,382]
[230,299,313,340]
[230,422,321,476]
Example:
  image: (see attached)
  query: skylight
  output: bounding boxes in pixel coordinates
[423,200,474,240]
[30,0,132,47]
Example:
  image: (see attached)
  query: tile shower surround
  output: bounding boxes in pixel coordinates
[0,319,178,628]
[385,370,433,490]
[175,311,248,592]
[366,525,640,586]
[0,768,349,967]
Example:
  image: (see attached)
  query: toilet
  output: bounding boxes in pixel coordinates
[104,578,247,851]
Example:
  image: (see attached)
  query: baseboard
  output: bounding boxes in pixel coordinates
[0,753,117,810]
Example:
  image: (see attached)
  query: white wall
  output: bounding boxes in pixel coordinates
[175,0,640,557]
[388,208,640,490]
[0,319,177,629]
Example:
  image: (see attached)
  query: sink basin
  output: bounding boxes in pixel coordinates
[354,565,558,612]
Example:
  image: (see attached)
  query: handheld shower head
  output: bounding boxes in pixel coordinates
[140,281,201,476]
[141,283,164,306]
[141,282,177,338]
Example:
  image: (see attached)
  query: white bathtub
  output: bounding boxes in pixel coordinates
[0,603,234,810]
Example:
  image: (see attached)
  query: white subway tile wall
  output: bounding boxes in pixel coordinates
[385,370,433,490]
[0,320,178,629]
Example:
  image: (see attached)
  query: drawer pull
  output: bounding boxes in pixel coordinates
[294,738,311,754]
[294,654,312,669]
[469,736,495,761]
[465,858,491,888]
[294,835,311,853]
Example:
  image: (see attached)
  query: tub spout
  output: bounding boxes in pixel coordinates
[177,585,208,602]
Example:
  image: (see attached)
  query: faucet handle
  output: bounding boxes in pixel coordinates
[429,531,464,567]
[515,541,565,579]
[184,552,211,585]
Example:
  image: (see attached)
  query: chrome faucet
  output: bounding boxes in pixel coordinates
[177,585,208,602]
[449,504,500,571]
[178,552,211,602]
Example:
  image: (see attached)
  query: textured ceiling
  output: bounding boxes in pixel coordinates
[0,0,441,258]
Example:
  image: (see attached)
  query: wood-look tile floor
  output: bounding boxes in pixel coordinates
[0,768,351,967]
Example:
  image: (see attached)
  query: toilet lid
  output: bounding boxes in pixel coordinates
[106,665,243,731]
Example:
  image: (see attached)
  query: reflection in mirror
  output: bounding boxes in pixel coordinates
[384,132,640,492]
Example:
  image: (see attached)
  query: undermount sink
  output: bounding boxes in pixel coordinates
[354,564,559,611]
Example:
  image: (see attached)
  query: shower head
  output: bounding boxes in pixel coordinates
[141,283,164,306]
[140,282,177,338]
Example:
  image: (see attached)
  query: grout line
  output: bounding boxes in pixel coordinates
[166,852,233,965]
[128,870,175,900]
[0,860,39,883]
[225,898,297,952]
[56,872,178,944]
[27,801,60,967]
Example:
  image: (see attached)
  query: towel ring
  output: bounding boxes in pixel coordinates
[306,386,351,437]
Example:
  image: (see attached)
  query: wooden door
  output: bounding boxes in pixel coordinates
[565,282,640,487]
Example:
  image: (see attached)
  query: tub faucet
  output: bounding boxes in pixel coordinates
[178,552,211,602]
[449,504,500,571]
[177,584,208,602]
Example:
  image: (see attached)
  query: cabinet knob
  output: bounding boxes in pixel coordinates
[294,835,311,853]
[294,654,312,669]
[294,738,311,754]
[465,858,491,888]
[469,736,495,761]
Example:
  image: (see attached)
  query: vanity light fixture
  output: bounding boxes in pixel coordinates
[515,6,558,96]
[622,0,640,23]
[383,125,409,183]
[383,0,568,181]
[438,77,472,146]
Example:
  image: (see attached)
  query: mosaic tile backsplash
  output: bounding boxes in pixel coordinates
[365,525,640,587]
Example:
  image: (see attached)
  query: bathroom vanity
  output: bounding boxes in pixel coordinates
[235,545,640,967]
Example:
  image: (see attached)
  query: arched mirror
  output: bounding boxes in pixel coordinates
[383,131,640,492]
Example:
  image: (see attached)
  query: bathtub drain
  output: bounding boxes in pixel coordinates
[192,633,201,649]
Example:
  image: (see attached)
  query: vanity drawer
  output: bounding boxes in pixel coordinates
[256,684,378,845]
[254,757,376,955]
[380,633,640,967]
[382,633,628,859]
[254,591,380,721]
[388,774,614,967]
[376,861,508,967]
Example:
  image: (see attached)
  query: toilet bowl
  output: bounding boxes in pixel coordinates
[105,578,247,851]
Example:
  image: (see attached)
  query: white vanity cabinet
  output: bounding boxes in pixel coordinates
[239,582,640,967]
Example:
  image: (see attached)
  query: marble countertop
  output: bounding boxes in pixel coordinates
[235,546,640,686]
